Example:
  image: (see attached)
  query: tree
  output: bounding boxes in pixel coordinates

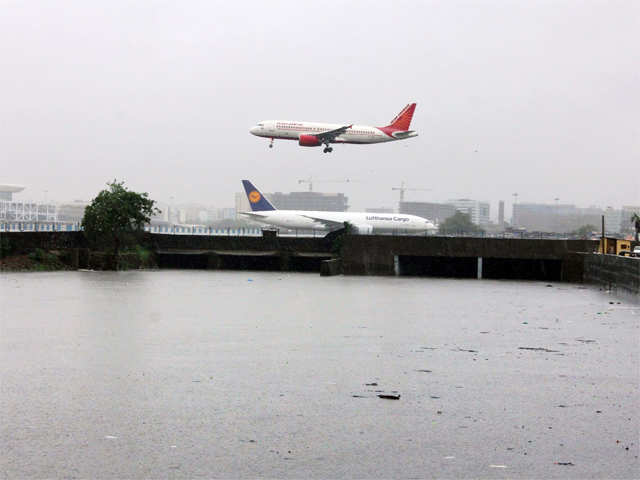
[82,180,160,261]
[631,213,640,242]
[570,224,598,239]
[438,211,484,235]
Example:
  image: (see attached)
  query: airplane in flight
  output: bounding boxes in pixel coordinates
[249,103,418,153]
[239,180,436,235]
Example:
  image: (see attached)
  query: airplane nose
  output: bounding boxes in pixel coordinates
[249,126,260,136]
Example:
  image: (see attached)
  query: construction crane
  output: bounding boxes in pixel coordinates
[298,177,355,192]
[391,181,431,203]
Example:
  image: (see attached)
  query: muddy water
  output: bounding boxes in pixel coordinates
[1,271,638,478]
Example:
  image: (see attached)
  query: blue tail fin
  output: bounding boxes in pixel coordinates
[242,180,276,211]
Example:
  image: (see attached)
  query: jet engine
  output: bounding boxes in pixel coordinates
[298,135,321,147]
[352,224,374,234]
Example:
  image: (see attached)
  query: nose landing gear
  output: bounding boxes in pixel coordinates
[269,138,274,148]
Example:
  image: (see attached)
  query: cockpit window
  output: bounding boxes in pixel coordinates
[257,123,264,127]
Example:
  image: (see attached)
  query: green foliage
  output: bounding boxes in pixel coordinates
[438,211,484,235]
[631,213,640,241]
[0,235,11,258]
[82,180,159,257]
[27,248,65,270]
[330,222,354,255]
[570,224,598,239]
[135,245,152,264]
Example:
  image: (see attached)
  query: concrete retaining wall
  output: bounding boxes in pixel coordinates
[341,236,597,280]
[583,254,640,298]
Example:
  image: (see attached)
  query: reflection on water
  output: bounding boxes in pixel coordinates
[1,271,638,478]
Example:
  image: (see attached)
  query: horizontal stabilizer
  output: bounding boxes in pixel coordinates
[391,130,418,139]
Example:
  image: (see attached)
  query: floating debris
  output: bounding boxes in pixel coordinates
[518,347,559,353]
[377,393,401,400]
[416,369,432,373]
[555,462,574,466]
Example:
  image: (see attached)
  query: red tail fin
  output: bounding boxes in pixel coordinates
[387,103,416,130]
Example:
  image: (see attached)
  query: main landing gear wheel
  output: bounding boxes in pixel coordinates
[323,146,333,153]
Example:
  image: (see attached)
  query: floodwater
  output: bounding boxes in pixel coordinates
[1,271,638,479]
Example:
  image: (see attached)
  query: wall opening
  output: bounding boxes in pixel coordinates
[288,256,332,272]
[398,256,478,278]
[157,253,209,269]
[483,258,562,281]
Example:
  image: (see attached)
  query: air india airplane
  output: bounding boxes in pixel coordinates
[239,180,436,235]
[249,103,418,153]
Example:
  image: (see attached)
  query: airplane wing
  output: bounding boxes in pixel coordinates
[314,125,352,143]
[300,215,345,229]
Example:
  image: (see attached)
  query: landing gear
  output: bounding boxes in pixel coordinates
[269,138,274,149]
[323,145,333,153]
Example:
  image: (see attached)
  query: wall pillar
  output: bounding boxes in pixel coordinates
[477,256,483,279]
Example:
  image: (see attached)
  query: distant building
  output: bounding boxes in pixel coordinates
[267,191,349,211]
[498,200,505,229]
[0,184,24,201]
[0,201,57,222]
[236,190,350,214]
[604,207,622,234]
[366,207,394,214]
[56,201,88,222]
[513,203,603,233]
[399,201,456,224]
[448,199,490,226]
[235,192,250,215]
[0,185,58,222]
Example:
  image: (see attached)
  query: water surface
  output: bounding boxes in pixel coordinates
[1,271,638,478]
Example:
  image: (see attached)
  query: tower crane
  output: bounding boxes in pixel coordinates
[391,181,431,203]
[298,177,355,192]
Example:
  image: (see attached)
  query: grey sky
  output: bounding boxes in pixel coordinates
[1,0,638,215]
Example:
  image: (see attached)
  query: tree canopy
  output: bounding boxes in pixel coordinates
[570,224,598,239]
[82,180,160,255]
[438,211,484,235]
[631,212,640,242]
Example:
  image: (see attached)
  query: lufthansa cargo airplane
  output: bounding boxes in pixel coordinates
[239,180,436,235]
[249,103,418,153]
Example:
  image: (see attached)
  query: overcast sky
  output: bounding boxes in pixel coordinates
[1,0,638,216]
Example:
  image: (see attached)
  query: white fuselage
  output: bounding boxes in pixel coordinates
[240,209,436,234]
[249,120,416,144]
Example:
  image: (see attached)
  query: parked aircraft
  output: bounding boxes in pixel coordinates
[239,180,436,235]
[249,103,418,153]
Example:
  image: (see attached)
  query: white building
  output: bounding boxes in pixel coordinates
[0,184,58,222]
[604,207,622,234]
[448,199,490,226]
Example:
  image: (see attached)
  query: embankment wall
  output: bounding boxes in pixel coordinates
[583,254,640,298]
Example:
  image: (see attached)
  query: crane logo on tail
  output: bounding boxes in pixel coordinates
[249,191,261,203]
